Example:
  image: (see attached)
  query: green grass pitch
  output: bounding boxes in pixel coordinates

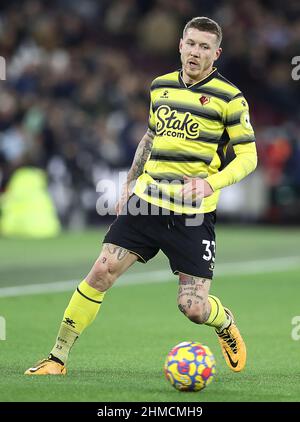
[1,226,300,402]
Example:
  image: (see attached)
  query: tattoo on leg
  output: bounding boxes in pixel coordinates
[179,274,209,286]
[103,244,129,261]
[178,291,204,301]
[179,277,196,286]
[179,275,211,293]
[101,257,107,263]
[104,244,118,254]
[103,244,112,254]
[178,303,187,315]
[177,274,211,319]
[117,248,129,260]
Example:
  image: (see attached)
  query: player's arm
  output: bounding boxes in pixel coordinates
[116,83,156,214]
[126,128,155,185]
[115,129,155,215]
[205,95,257,192]
[205,142,257,191]
[181,141,257,199]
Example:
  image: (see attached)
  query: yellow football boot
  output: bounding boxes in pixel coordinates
[217,308,246,372]
[24,356,67,375]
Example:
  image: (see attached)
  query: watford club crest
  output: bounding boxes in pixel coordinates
[199,95,210,105]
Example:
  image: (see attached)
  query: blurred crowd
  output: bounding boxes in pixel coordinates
[0,0,300,225]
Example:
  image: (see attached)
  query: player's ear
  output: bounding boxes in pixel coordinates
[179,38,183,53]
[214,47,222,61]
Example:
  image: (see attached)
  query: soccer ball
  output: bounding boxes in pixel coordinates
[164,341,216,392]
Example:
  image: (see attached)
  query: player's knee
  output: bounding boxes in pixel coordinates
[187,306,208,324]
[178,302,209,325]
[89,260,118,291]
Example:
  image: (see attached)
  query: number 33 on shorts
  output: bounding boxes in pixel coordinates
[202,240,216,270]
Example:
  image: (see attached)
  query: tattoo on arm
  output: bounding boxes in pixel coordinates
[127,129,154,184]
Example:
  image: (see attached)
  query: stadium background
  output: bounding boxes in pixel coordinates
[0,0,300,403]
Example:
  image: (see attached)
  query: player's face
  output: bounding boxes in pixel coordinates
[179,28,222,83]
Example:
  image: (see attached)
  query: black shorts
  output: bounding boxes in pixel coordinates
[103,195,216,279]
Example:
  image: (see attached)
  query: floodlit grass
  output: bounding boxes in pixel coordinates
[1,226,300,402]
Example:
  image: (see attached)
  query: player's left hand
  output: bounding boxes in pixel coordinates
[181,176,214,200]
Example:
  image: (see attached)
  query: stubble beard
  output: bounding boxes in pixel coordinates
[184,62,204,83]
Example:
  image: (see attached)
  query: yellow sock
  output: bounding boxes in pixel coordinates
[50,280,105,363]
[205,295,230,332]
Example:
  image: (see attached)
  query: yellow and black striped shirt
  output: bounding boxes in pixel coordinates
[134,68,256,213]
